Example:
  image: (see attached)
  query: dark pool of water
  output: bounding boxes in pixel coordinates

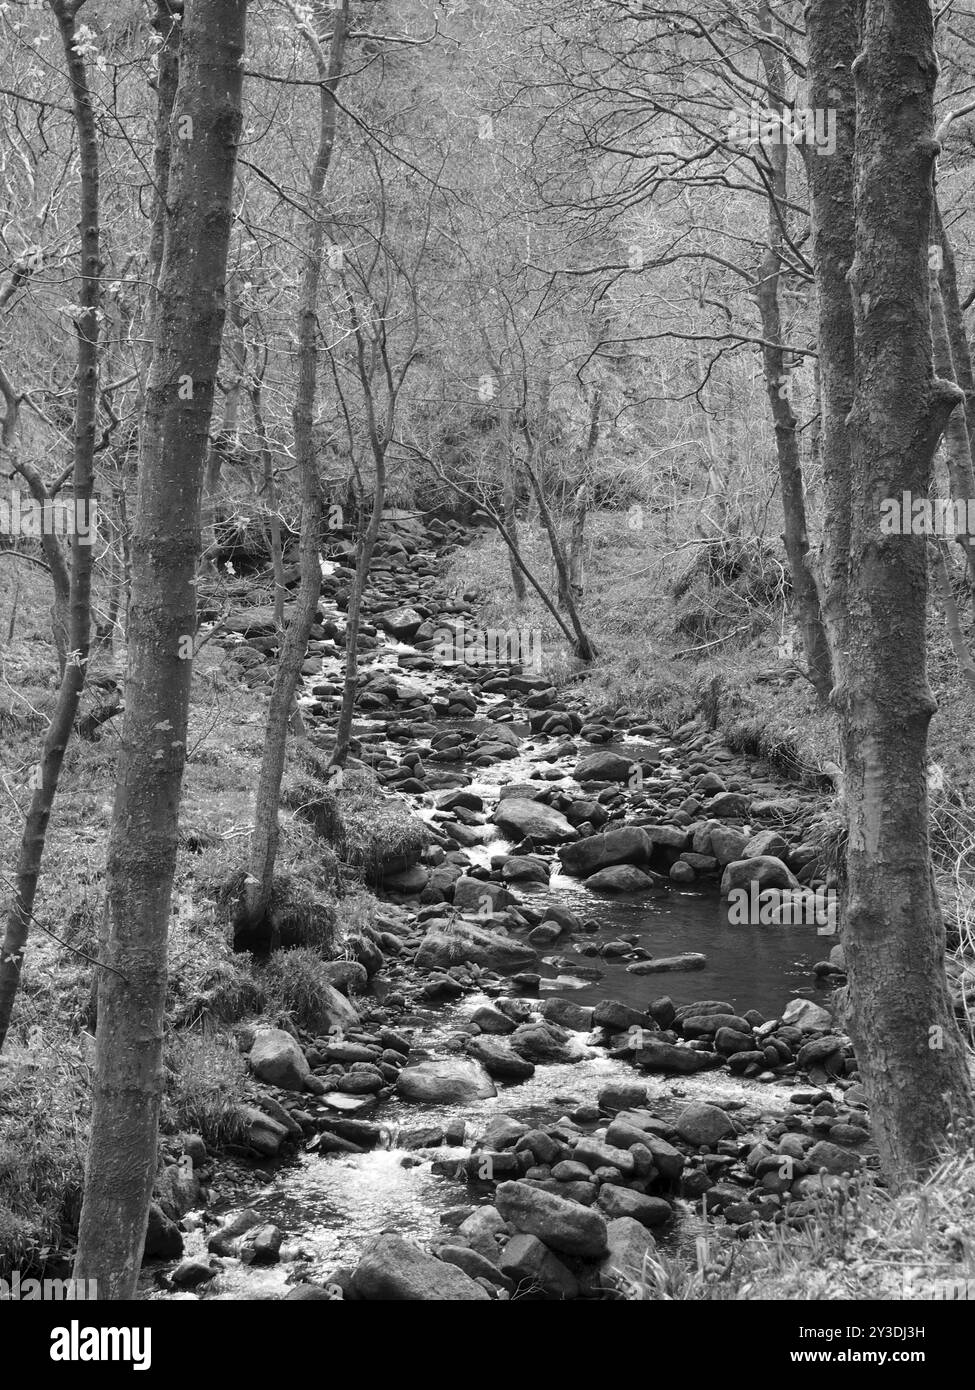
[530,872,830,1020]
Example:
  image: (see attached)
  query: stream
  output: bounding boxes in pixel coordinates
[158,516,844,1299]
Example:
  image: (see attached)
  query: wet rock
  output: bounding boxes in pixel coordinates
[681,1013,752,1038]
[707,791,751,817]
[353,1234,490,1300]
[539,998,594,1031]
[170,1259,216,1289]
[675,1102,736,1147]
[573,751,638,783]
[438,1246,513,1290]
[500,1233,579,1299]
[469,1004,517,1034]
[573,1138,636,1176]
[285,1283,339,1301]
[594,1000,648,1032]
[207,1208,263,1257]
[528,923,562,946]
[806,1140,863,1175]
[509,1020,580,1064]
[596,1217,656,1294]
[249,1027,309,1092]
[744,829,790,860]
[453,877,515,914]
[634,1038,718,1073]
[491,798,576,844]
[597,1082,648,1113]
[720,856,800,894]
[706,825,749,866]
[379,607,425,640]
[466,1036,536,1081]
[415,918,536,972]
[596,1187,672,1228]
[558,827,651,878]
[237,1105,291,1157]
[143,1203,183,1259]
[495,1181,609,1258]
[396,1058,497,1104]
[584,865,665,893]
[627,952,707,975]
[239,1223,284,1265]
[782,998,833,1032]
[500,855,551,884]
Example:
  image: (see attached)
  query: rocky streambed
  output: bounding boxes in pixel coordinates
[145,512,884,1301]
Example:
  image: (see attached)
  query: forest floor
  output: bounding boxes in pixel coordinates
[0,513,973,1301]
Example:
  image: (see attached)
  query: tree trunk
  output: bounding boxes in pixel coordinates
[936,200,975,449]
[241,0,348,942]
[930,261,975,582]
[73,0,248,1298]
[843,0,974,1185]
[756,7,832,701]
[522,448,596,661]
[804,0,857,687]
[0,0,100,1052]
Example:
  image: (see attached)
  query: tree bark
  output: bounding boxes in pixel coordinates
[73,0,248,1298]
[843,0,974,1185]
[241,0,348,940]
[756,6,832,701]
[804,0,857,688]
[0,0,100,1052]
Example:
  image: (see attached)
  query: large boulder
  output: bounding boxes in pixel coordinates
[596,1217,656,1293]
[674,1102,736,1148]
[415,918,536,973]
[248,1027,309,1092]
[782,997,834,1032]
[466,1036,536,1081]
[396,1058,497,1104]
[584,865,664,893]
[721,856,800,895]
[353,1234,490,1300]
[573,751,637,784]
[596,1186,672,1228]
[495,1181,608,1258]
[633,1038,718,1074]
[508,1020,581,1065]
[559,827,651,878]
[379,607,424,641]
[499,1233,579,1299]
[452,877,514,914]
[491,798,576,845]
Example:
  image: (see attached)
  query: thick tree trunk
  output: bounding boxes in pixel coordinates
[241,1,347,940]
[73,0,248,1298]
[804,0,857,687]
[0,0,99,1051]
[843,0,974,1185]
[756,8,832,701]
